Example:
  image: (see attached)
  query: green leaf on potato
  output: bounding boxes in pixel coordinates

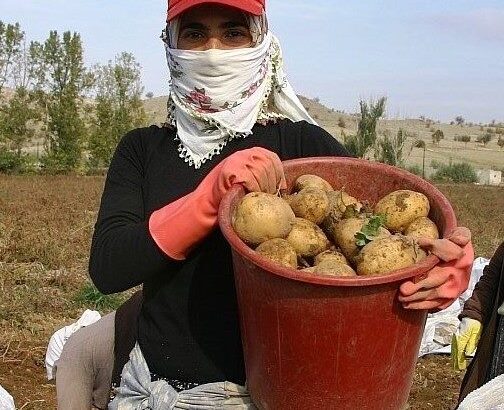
[355,214,387,247]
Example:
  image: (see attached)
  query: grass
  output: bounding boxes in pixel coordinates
[0,174,502,409]
[74,282,127,311]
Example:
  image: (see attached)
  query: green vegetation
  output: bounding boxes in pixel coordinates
[431,129,444,145]
[431,161,478,183]
[88,52,146,168]
[0,20,148,173]
[74,282,126,311]
[477,133,493,146]
[355,214,387,247]
[374,128,409,167]
[454,135,471,147]
[343,97,386,158]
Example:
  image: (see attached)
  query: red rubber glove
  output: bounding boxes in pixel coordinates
[398,227,474,311]
[149,147,286,260]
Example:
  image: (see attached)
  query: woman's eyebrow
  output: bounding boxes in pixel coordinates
[180,22,208,31]
[219,21,248,29]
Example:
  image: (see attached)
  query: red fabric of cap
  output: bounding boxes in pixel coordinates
[167,0,265,22]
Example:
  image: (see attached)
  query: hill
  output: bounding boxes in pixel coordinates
[143,95,504,173]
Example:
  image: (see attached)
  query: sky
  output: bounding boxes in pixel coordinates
[1,0,503,123]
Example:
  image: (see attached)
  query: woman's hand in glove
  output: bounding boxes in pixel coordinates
[451,317,482,370]
[398,227,474,310]
[149,147,286,260]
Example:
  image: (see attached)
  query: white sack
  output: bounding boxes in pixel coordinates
[458,373,504,409]
[0,384,15,410]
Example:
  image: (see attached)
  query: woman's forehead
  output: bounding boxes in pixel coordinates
[180,4,249,26]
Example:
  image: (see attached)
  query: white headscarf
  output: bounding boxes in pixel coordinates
[163,13,316,168]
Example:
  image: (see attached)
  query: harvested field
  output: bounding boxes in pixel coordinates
[0,175,502,409]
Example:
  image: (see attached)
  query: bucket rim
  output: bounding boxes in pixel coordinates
[218,157,458,287]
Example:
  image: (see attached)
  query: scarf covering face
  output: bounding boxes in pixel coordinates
[163,15,316,169]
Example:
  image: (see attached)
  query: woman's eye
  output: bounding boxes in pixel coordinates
[225,30,248,39]
[182,30,204,41]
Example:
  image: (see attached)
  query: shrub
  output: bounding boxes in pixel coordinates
[477,133,493,146]
[374,129,407,166]
[454,135,471,146]
[338,117,346,128]
[405,164,422,177]
[0,149,35,174]
[431,162,478,183]
[432,129,444,144]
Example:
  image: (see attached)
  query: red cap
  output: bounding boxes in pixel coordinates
[167,0,265,22]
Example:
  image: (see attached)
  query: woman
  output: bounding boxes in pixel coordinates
[55,0,474,408]
[452,241,504,405]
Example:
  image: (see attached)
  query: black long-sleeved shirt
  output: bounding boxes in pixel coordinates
[89,119,349,385]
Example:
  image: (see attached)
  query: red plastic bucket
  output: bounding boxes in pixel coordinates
[219,157,457,410]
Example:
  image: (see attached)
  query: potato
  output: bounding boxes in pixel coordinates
[286,218,331,258]
[404,217,439,240]
[374,190,430,232]
[329,190,362,214]
[287,188,330,225]
[332,217,390,261]
[314,259,357,277]
[255,239,298,269]
[356,235,427,276]
[322,190,362,234]
[233,192,295,245]
[314,249,348,266]
[294,174,333,192]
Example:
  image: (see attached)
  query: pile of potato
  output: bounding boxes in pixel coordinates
[232,174,440,277]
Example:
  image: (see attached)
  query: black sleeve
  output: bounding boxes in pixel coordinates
[89,129,179,294]
[279,120,351,159]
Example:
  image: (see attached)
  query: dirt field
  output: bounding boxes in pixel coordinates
[0,175,503,409]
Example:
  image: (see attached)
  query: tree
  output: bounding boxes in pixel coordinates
[0,86,38,156]
[374,128,408,167]
[431,129,444,145]
[88,52,147,167]
[0,21,24,94]
[477,133,492,146]
[145,91,154,99]
[455,116,465,126]
[343,97,386,158]
[413,139,426,178]
[30,30,92,171]
[0,21,41,171]
[498,137,504,149]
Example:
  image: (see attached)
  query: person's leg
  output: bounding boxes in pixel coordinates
[56,311,115,410]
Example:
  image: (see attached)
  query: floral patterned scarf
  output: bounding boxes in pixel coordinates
[163,16,315,169]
